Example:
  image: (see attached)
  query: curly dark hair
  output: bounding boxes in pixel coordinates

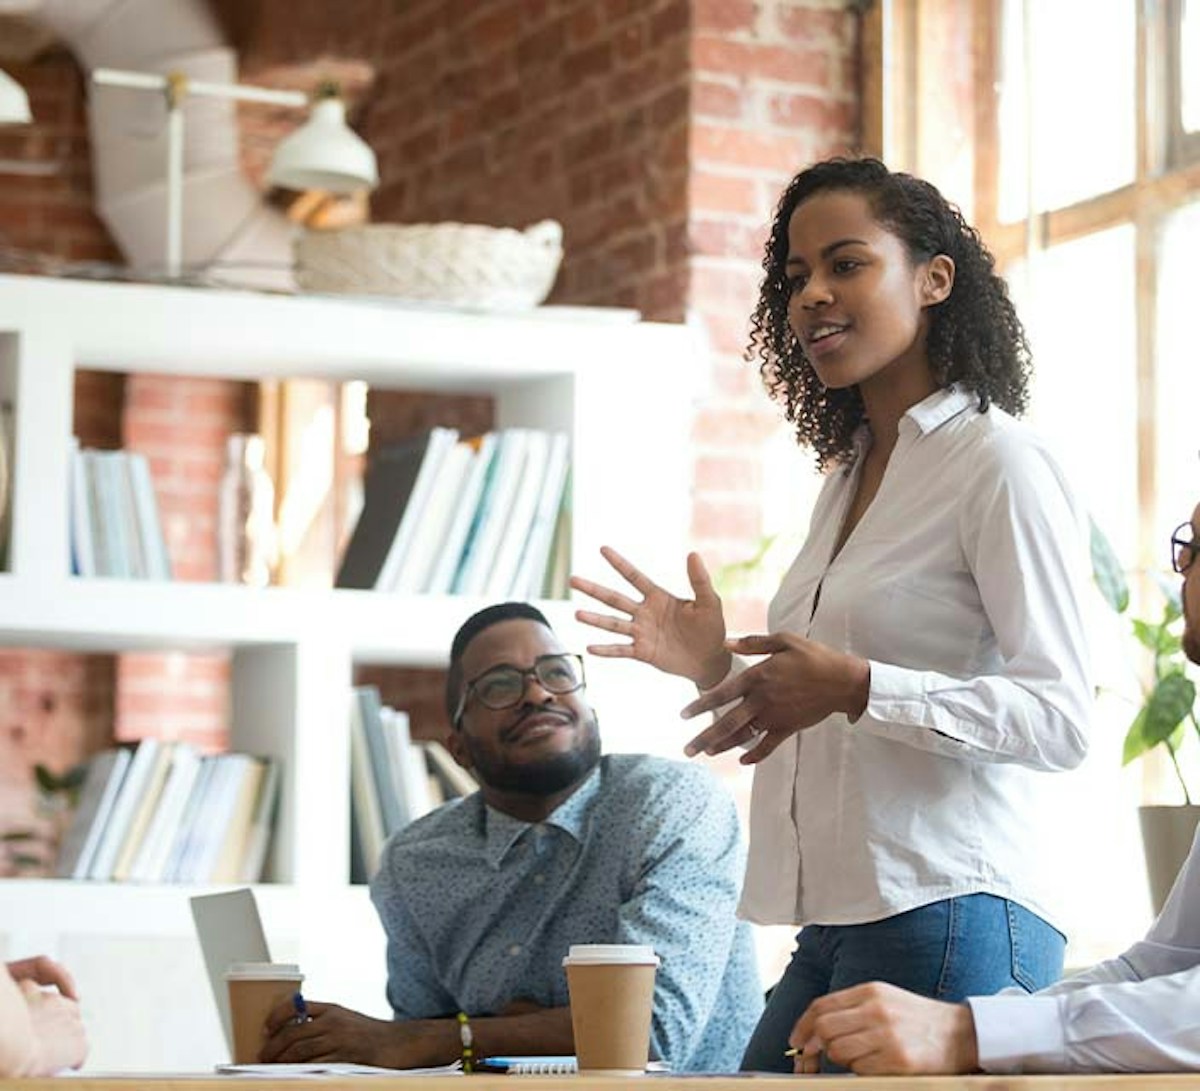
[748,157,1031,470]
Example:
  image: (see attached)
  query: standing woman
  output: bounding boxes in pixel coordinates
[569,157,1093,1072]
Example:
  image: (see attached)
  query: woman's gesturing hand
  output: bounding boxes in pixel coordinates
[570,548,730,687]
[680,632,870,764]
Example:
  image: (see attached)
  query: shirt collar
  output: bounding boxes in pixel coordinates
[902,384,975,434]
[844,385,973,474]
[482,763,603,869]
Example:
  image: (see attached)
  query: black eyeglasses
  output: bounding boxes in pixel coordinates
[453,653,586,727]
[1171,521,1198,574]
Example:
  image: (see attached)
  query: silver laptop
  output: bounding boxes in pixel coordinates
[190,888,272,1054]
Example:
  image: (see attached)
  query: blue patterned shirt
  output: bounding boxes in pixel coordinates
[369,753,762,1072]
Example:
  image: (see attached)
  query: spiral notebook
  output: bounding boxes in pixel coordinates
[479,1056,578,1075]
[480,1057,670,1075]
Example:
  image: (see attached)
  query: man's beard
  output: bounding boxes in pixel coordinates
[464,711,601,796]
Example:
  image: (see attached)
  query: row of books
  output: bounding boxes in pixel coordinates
[335,427,571,599]
[54,740,278,885]
[349,685,477,882]
[69,441,172,579]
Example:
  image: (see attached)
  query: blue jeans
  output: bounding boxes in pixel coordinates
[739,894,1065,1073]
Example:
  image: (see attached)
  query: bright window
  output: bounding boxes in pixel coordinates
[997,0,1136,220]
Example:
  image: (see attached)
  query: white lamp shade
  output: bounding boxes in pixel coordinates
[266,96,378,194]
[0,68,31,125]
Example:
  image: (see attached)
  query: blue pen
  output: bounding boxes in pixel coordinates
[291,991,311,1025]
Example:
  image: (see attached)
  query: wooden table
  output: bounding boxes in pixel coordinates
[9,1076,1200,1089]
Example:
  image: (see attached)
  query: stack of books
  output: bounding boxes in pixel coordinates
[69,440,172,579]
[54,740,279,885]
[335,427,570,598]
[349,685,477,883]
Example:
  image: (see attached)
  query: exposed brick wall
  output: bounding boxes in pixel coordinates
[358,0,693,322]
[114,375,257,749]
[0,50,120,266]
[686,0,857,632]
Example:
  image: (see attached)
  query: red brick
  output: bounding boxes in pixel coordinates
[691,262,762,312]
[777,5,850,45]
[612,21,647,62]
[693,35,829,86]
[516,17,567,69]
[650,0,690,46]
[694,0,759,34]
[691,123,809,174]
[568,5,603,46]
[690,217,767,261]
[768,90,856,133]
[694,79,747,120]
[688,168,766,216]
[563,40,614,81]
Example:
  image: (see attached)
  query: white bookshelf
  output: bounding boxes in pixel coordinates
[0,274,701,1070]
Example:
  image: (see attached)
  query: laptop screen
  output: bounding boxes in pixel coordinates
[190,887,272,1054]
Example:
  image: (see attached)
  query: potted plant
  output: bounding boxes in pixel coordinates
[1092,523,1200,912]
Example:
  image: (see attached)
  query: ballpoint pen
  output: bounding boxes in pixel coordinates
[292,991,312,1025]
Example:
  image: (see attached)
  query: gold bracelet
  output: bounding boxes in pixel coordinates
[456,1011,474,1074]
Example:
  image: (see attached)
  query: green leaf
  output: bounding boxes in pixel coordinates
[1123,708,1151,764]
[1139,672,1195,751]
[1132,619,1166,653]
[1090,517,1129,613]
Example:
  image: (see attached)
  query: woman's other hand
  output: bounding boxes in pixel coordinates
[570,548,730,687]
[681,632,870,763]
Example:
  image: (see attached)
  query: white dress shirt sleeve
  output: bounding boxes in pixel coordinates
[969,827,1200,1071]
[856,429,1092,771]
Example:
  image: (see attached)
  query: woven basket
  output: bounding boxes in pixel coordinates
[293,219,564,309]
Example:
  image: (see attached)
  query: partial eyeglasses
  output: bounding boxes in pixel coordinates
[1171,521,1198,574]
[454,653,586,726]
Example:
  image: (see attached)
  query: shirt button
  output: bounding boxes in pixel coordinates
[508,944,522,956]
[533,874,545,885]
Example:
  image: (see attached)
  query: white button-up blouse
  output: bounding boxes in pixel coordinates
[736,386,1094,928]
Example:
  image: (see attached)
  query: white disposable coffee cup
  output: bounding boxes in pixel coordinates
[224,961,304,1064]
[563,944,660,1075]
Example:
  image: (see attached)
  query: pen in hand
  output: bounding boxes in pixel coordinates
[291,992,311,1026]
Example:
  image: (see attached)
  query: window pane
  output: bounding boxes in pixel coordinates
[1183,0,1200,133]
[1157,198,1200,543]
[1009,226,1138,561]
[1007,226,1148,965]
[998,0,1136,220]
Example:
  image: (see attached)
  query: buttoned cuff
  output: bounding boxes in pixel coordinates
[968,994,1065,1073]
[858,659,932,729]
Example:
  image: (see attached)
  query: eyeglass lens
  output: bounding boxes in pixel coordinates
[474,654,583,710]
[1172,522,1196,574]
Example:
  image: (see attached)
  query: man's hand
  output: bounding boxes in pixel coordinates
[7,956,77,1000]
[789,982,980,1076]
[260,1000,442,1068]
[20,979,87,1074]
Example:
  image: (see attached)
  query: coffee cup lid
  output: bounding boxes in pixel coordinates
[224,962,303,980]
[562,944,660,966]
